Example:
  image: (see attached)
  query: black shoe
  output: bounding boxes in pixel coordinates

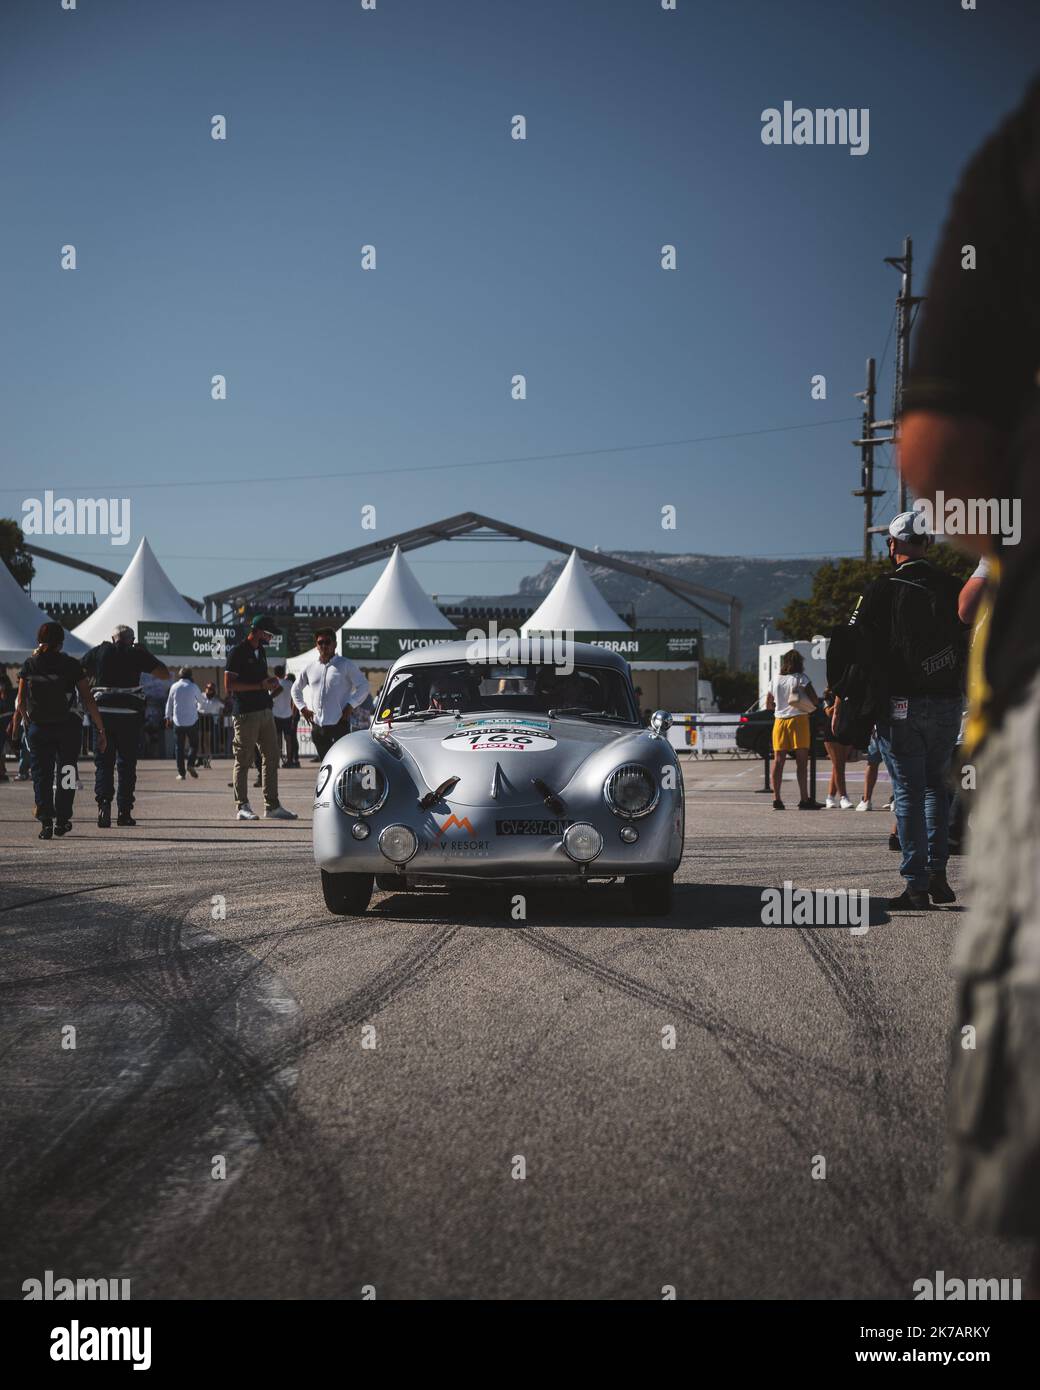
[97,803,112,828]
[253,777,263,788]
[54,820,72,837]
[772,798,785,810]
[928,873,956,904]
[798,799,823,810]
[188,765,198,778]
[888,833,901,851]
[38,821,53,840]
[888,887,930,911]
[116,812,136,827]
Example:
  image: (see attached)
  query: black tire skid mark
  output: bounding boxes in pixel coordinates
[793,924,949,1280]
[1,881,467,1290]
[515,926,907,1291]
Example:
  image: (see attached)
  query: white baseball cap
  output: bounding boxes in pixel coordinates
[888,510,931,545]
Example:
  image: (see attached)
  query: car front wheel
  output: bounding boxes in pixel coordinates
[321,869,373,916]
[628,872,674,917]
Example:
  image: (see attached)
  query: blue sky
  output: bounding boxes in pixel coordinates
[2,0,1037,605]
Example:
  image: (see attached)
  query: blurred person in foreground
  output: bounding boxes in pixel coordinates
[11,623,107,838]
[898,78,1040,1282]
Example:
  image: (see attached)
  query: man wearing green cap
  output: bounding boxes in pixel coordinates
[224,616,297,821]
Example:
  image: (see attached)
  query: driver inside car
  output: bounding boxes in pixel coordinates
[427,675,475,712]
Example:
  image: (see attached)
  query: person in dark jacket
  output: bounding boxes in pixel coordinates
[82,623,169,827]
[11,623,108,838]
[0,673,15,781]
[834,513,967,909]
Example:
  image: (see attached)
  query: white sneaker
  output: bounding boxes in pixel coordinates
[839,796,854,810]
[884,799,894,811]
[825,795,837,809]
[176,773,185,780]
[855,799,872,811]
[264,805,298,820]
[237,804,259,820]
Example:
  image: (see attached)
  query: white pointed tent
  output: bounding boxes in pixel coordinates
[344,545,457,631]
[287,545,454,673]
[72,537,199,650]
[0,559,88,662]
[520,549,629,635]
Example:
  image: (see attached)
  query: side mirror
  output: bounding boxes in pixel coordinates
[649,710,673,737]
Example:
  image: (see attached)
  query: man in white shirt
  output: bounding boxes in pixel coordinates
[164,667,204,780]
[290,629,369,760]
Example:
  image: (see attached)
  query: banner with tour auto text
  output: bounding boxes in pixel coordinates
[338,629,700,665]
[135,622,286,662]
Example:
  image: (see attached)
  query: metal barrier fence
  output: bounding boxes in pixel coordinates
[669,714,822,801]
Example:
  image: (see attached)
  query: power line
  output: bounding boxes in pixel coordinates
[0,415,860,495]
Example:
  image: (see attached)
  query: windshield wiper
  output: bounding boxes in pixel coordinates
[548,708,634,724]
[388,708,457,724]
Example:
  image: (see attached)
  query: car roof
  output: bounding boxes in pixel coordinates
[386,638,632,674]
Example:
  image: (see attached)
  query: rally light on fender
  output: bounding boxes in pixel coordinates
[620,825,639,844]
[378,824,418,864]
[604,764,658,818]
[335,762,389,816]
[351,821,371,840]
[563,823,603,863]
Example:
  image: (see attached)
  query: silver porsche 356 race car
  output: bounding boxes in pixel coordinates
[312,639,684,916]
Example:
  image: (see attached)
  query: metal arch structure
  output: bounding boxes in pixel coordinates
[202,512,744,667]
[23,542,123,589]
[23,542,203,610]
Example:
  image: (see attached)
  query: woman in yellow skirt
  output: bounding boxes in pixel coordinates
[765,650,822,810]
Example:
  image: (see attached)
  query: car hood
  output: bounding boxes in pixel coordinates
[378,711,639,808]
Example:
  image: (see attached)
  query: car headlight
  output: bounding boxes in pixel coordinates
[378,824,418,864]
[604,763,658,817]
[334,761,389,815]
[563,823,603,863]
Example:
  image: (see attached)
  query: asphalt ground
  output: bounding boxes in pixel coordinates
[0,755,1026,1300]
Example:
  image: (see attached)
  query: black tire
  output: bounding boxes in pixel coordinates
[628,872,674,917]
[321,870,373,916]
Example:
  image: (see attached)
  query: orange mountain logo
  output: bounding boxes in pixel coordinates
[435,814,475,837]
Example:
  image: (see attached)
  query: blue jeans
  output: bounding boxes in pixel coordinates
[94,712,143,812]
[27,716,81,822]
[876,695,962,891]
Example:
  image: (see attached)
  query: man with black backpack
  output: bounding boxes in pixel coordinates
[834,512,968,910]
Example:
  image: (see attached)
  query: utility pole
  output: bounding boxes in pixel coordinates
[852,357,886,559]
[884,236,925,513]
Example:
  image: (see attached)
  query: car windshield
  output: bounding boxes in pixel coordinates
[376,662,639,723]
